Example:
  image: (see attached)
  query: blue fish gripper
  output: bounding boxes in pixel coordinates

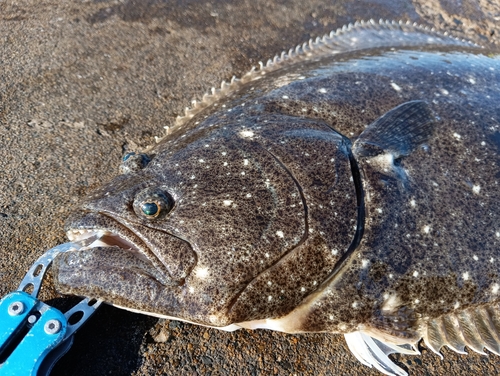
[0,243,102,376]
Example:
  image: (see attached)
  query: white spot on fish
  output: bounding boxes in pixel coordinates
[222,151,227,156]
[189,287,195,293]
[198,159,205,163]
[492,284,500,294]
[282,95,289,99]
[332,249,338,256]
[440,88,449,95]
[469,77,476,84]
[319,88,327,93]
[267,281,272,286]
[276,230,284,238]
[463,271,469,280]
[453,132,461,140]
[190,175,196,179]
[301,287,306,292]
[240,130,254,138]
[410,199,416,207]
[268,296,273,301]
[361,259,369,268]
[376,208,382,214]
[223,200,233,206]
[241,171,245,175]
[423,225,431,234]
[454,301,460,309]
[390,82,401,91]
[414,299,420,304]
[472,185,481,194]
[413,271,419,278]
[381,294,401,313]
[223,162,228,166]
[244,159,249,166]
[195,267,210,279]
[246,193,252,198]
[352,302,358,308]
[473,255,479,261]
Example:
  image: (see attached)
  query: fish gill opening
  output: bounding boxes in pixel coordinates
[316,143,366,289]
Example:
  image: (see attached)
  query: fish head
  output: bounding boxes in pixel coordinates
[53,120,353,326]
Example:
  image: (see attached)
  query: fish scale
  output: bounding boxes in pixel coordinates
[51,20,500,375]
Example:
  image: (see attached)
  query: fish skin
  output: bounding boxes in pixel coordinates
[53,22,500,353]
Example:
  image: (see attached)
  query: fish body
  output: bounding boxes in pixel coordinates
[53,21,500,375]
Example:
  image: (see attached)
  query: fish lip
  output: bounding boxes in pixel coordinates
[64,212,173,285]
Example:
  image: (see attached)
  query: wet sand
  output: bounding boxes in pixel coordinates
[1,1,499,375]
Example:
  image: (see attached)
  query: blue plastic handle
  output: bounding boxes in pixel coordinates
[0,291,67,376]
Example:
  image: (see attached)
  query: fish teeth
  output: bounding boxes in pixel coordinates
[66,228,104,243]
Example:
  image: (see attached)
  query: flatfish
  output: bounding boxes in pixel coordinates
[53,21,500,375]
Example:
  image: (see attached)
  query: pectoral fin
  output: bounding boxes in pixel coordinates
[352,101,435,159]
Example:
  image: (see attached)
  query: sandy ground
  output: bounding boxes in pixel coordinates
[1,0,500,375]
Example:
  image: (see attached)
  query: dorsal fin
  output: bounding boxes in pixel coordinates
[154,19,479,145]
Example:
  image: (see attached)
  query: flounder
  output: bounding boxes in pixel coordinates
[53,21,500,375]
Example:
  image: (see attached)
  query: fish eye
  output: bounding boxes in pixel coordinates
[120,152,152,174]
[133,187,174,220]
[141,202,159,217]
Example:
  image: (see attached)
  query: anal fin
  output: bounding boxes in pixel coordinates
[423,303,500,356]
[344,304,500,375]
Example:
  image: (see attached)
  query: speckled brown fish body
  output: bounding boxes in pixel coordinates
[53,21,500,374]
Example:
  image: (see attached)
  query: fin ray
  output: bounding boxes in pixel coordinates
[344,304,500,374]
[344,331,409,376]
[422,304,500,356]
[352,101,435,159]
[152,20,477,146]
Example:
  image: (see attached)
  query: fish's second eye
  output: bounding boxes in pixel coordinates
[133,187,174,220]
[120,152,151,174]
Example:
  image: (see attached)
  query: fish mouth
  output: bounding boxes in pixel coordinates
[61,212,175,286]
[52,211,189,319]
[67,228,150,263]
